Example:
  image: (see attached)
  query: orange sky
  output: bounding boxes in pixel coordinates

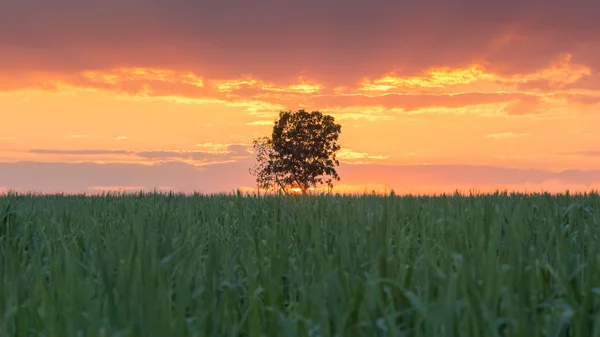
[1,0,600,195]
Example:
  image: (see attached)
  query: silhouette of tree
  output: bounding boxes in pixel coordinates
[249,109,342,194]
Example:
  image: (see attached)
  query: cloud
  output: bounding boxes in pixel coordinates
[136,151,222,161]
[337,148,388,162]
[195,143,252,155]
[27,144,253,165]
[326,107,396,121]
[313,92,529,112]
[25,144,384,167]
[226,144,253,156]
[246,120,273,126]
[0,55,594,118]
[2,161,600,195]
[137,147,251,163]
[29,149,134,155]
[502,95,545,116]
[563,72,600,91]
[2,60,589,119]
[564,150,600,157]
[359,57,591,92]
[1,0,599,89]
[553,93,600,105]
[338,163,600,187]
[0,160,255,194]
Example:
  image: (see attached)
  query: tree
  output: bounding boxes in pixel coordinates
[249,109,342,194]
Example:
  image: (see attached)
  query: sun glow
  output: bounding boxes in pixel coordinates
[289,186,316,194]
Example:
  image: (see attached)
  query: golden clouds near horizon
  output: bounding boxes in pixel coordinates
[1,52,600,187]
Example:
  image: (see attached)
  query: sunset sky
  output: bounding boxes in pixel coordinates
[2,0,600,195]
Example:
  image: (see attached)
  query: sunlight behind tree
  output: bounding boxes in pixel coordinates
[249,109,342,195]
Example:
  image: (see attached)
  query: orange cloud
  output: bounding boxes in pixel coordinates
[336,148,388,163]
[2,57,596,119]
[359,54,591,93]
[551,93,600,105]
[359,66,495,91]
[80,67,203,87]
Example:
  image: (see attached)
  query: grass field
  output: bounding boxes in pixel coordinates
[1,191,600,336]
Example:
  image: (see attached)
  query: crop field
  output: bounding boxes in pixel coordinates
[1,191,600,336]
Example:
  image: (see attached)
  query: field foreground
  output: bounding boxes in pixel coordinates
[1,191,600,336]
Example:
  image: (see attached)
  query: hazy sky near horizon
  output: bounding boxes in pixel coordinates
[2,0,600,194]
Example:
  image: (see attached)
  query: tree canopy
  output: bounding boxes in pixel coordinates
[249,109,342,194]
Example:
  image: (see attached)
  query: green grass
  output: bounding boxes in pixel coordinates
[1,190,600,336]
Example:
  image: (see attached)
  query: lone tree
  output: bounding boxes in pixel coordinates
[250,109,342,194]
